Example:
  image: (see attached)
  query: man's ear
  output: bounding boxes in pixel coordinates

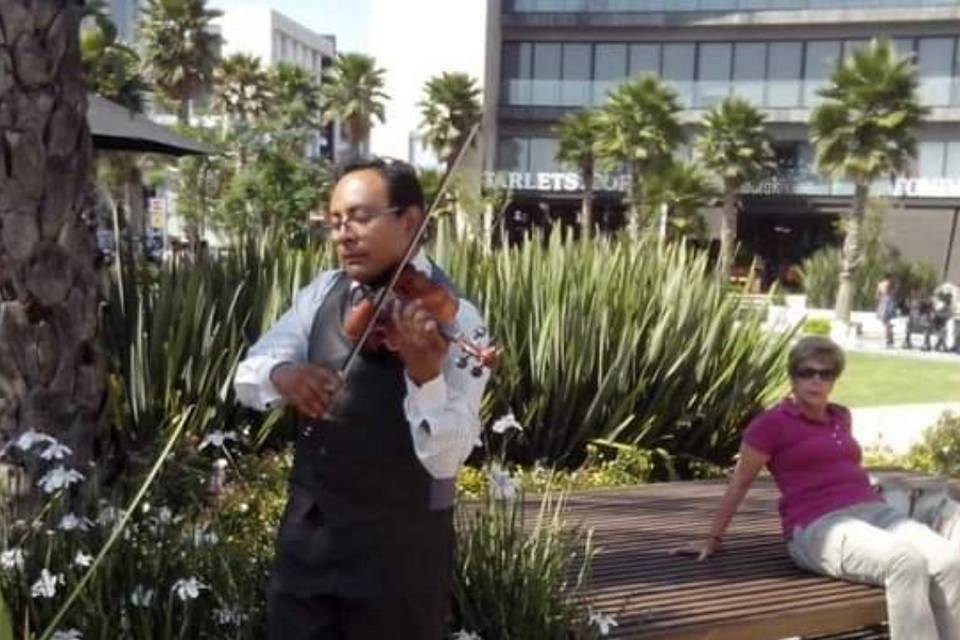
[402,207,425,236]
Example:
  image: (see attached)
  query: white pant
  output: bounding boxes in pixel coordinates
[788,501,960,640]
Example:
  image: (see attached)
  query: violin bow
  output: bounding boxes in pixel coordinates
[338,122,481,377]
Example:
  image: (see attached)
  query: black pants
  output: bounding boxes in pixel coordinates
[266,489,455,640]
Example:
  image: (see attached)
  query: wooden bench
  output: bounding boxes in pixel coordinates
[563,479,888,639]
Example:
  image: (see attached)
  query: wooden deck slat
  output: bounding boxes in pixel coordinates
[548,479,894,639]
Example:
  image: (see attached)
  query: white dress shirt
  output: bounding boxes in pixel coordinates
[234,251,490,480]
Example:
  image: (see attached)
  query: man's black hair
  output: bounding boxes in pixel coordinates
[333,157,425,213]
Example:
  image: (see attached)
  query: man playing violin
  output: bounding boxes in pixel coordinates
[234,158,491,640]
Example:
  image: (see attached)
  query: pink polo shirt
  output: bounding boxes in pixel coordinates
[742,399,881,539]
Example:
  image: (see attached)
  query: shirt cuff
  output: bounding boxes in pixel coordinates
[404,372,448,416]
[235,355,287,410]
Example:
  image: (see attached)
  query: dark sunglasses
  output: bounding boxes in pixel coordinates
[794,367,838,381]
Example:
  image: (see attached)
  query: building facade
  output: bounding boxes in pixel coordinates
[483,0,960,282]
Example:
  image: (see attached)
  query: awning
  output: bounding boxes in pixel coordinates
[87,94,218,156]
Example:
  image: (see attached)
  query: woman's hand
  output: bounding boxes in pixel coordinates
[669,537,723,561]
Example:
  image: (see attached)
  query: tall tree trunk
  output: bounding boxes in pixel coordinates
[581,165,594,238]
[719,187,738,281]
[482,202,494,254]
[345,116,368,160]
[124,162,145,264]
[0,0,104,462]
[177,95,190,126]
[126,164,145,240]
[835,182,868,324]
[627,164,641,241]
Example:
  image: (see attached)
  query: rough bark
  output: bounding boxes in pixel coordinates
[581,164,593,238]
[176,94,189,126]
[345,114,368,159]
[125,163,145,247]
[719,187,738,282]
[835,182,868,324]
[0,0,104,462]
[627,164,642,241]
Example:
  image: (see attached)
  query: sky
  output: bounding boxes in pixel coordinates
[208,0,489,161]
[209,0,372,54]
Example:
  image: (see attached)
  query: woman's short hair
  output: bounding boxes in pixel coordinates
[787,336,846,378]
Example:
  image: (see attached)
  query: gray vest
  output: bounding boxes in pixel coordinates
[290,269,456,524]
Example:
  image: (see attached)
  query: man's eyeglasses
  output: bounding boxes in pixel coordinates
[319,206,402,234]
[794,367,838,382]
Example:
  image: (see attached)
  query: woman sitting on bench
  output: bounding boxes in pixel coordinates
[672,336,960,640]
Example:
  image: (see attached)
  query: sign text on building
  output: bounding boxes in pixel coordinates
[483,171,629,193]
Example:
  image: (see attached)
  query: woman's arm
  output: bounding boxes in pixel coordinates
[670,443,770,560]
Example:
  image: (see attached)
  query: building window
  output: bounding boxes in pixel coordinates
[841,39,868,62]
[509,0,960,12]
[732,42,766,106]
[498,136,530,171]
[499,35,959,109]
[954,42,960,106]
[502,42,532,105]
[767,42,803,108]
[918,37,955,107]
[662,43,695,107]
[533,43,562,105]
[629,43,660,79]
[695,42,732,108]
[918,140,946,178]
[562,43,592,106]
[594,44,627,105]
[529,137,559,173]
[945,141,960,178]
[803,40,840,107]
[892,37,915,60]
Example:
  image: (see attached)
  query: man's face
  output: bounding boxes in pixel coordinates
[327,169,421,283]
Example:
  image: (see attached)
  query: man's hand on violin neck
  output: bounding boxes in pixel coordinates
[270,363,343,419]
[390,299,448,386]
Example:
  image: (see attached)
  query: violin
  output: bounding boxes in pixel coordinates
[336,124,498,379]
[343,264,499,377]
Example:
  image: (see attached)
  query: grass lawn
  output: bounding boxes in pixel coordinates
[829,352,960,408]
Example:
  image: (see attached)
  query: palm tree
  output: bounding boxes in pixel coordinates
[82,2,153,260]
[268,62,324,133]
[418,72,482,171]
[81,0,150,111]
[214,53,271,130]
[555,109,601,236]
[647,161,715,243]
[0,1,103,460]
[140,0,222,125]
[320,53,388,158]
[810,38,926,323]
[697,97,775,280]
[597,76,685,239]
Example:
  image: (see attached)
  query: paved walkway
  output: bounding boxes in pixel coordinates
[821,321,960,454]
[846,333,960,455]
[848,342,960,362]
[852,401,960,455]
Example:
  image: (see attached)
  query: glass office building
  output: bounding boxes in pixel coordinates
[483,0,960,281]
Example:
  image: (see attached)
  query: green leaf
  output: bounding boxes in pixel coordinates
[0,590,12,640]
